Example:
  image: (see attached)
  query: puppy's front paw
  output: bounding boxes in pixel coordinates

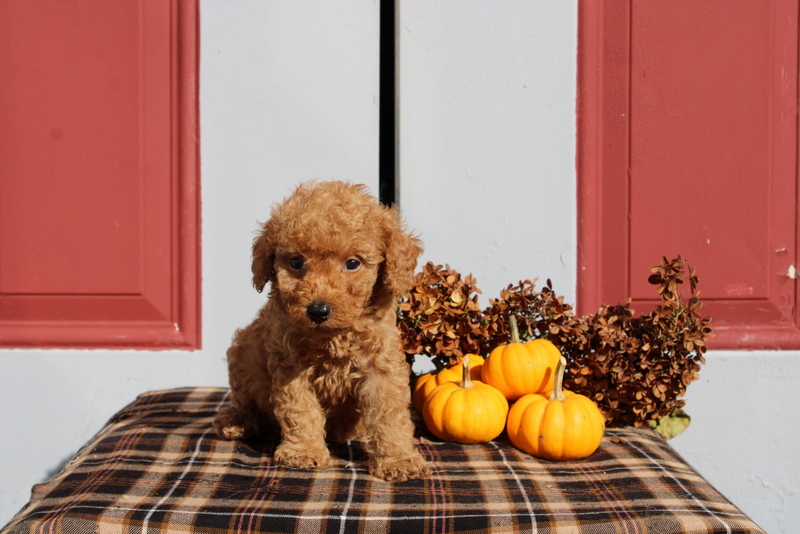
[370,453,429,482]
[274,443,332,470]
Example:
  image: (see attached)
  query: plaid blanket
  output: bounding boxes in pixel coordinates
[3,388,763,534]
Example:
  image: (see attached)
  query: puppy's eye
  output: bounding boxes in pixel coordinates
[344,258,361,271]
[289,257,305,270]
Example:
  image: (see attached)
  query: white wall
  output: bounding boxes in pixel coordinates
[398,0,577,304]
[670,351,800,533]
[1,2,797,533]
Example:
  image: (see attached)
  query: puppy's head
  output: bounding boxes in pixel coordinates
[251,181,422,331]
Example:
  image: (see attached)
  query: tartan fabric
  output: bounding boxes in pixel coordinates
[3,388,764,534]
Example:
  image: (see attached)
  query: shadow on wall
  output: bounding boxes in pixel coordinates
[42,454,74,483]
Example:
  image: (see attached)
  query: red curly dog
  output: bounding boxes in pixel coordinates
[214,181,429,482]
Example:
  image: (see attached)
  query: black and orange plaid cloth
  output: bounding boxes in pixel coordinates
[3,387,763,534]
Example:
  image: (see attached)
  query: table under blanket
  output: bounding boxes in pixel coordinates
[2,387,763,534]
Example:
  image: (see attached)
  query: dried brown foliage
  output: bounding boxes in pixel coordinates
[397,263,487,368]
[398,257,711,427]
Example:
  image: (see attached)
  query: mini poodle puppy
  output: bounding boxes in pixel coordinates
[214,180,429,482]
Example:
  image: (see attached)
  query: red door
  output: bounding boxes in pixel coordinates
[578,0,800,349]
[0,0,199,349]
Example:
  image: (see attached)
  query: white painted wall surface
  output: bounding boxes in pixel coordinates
[398,0,578,303]
[670,351,800,533]
[1,1,796,533]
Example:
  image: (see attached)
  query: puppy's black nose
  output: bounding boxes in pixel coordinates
[307,301,332,324]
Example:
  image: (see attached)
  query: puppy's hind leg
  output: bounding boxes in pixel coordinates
[214,385,266,440]
[215,331,272,441]
[326,398,366,443]
[213,405,260,441]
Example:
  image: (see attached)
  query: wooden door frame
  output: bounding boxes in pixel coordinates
[576,0,631,316]
[174,0,202,350]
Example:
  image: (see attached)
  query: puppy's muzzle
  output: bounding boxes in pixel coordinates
[307,301,332,324]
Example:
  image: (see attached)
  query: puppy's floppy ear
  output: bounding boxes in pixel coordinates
[380,208,423,298]
[251,221,275,293]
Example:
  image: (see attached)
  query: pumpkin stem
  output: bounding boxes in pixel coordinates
[509,314,521,344]
[549,356,568,402]
[461,354,474,389]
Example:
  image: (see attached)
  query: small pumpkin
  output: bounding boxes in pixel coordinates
[507,356,605,461]
[412,367,460,413]
[422,355,509,444]
[481,315,561,400]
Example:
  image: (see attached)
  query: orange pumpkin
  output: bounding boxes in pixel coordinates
[507,356,605,461]
[412,367,460,413]
[481,315,561,400]
[422,355,508,444]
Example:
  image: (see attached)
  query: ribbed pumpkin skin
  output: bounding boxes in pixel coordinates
[507,391,605,461]
[422,380,508,444]
[482,338,561,401]
[413,367,460,413]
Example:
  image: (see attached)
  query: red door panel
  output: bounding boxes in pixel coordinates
[578,0,799,349]
[0,0,199,348]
